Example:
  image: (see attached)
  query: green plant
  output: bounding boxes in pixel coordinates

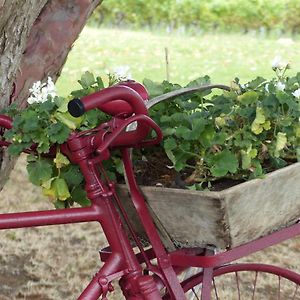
[2,73,118,208]
[90,0,295,34]
[141,62,299,189]
[3,63,300,209]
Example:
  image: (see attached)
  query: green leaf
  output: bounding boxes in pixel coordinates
[56,98,70,113]
[39,100,56,112]
[250,159,264,178]
[213,132,227,145]
[42,185,57,202]
[241,150,251,169]
[246,77,267,89]
[54,200,67,209]
[71,186,91,207]
[270,157,287,169]
[199,125,215,148]
[52,178,71,201]
[82,109,109,128]
[175,126,191,139]
[251,107,269,135]
[8,143,29,156]
[54,152,70,169]
[191,118,206,135]
[275,132,287,157]
[143,78,165,98]
[181,101,199,110]
[171,112,188,123]
[78,71,95,89]
[55,112,82,130]
[160,115,171,123]
[210,150,238,177]
[165,149,176,166]
[22,111,40,133]
[238,91,259,105]
[164,137,177,151]
[241,148,257,170]
[37,139,51,154]
[162,127,176,136]
[47,122,71,144]
[60,164,84,186]
[186,75,211,88]
[27,158,53,186]
[174,160,186,171]
[96,76,105,90]
[276,91,298,110]
[41,177,55,189]
[112,157,124,175]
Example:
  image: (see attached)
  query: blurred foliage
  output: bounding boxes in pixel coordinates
[91,0,300,34]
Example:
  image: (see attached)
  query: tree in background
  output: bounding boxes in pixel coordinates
[0,0,102,190]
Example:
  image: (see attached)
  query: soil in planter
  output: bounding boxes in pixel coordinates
[115,147,297,191]
[132,149,245,191]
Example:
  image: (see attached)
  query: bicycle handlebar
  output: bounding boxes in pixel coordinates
[68,83,148,118]
[0,82,160,151]
[68,82,152,147]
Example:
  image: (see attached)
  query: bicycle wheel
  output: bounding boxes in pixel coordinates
[164,263,300,299]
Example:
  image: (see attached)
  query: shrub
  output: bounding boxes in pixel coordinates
[90,0,299,34]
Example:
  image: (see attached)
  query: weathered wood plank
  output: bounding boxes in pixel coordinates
[117,162,300,249]
[224,162,300,247]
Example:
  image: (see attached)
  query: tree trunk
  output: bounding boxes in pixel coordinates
[0,0,101,190]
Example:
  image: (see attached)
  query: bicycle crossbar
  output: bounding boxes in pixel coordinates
[0,205,101,229]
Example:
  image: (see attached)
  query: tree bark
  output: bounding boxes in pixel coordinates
[0,0,101,190]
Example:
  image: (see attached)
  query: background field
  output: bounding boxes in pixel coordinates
[56,27,300,95]
[0,26,300,299]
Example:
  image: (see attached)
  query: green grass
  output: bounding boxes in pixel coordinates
[56,27,300,95]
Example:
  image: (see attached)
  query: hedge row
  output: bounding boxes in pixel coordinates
[91,0,300,33]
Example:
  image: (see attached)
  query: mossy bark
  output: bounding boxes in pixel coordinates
[0,0,101,190]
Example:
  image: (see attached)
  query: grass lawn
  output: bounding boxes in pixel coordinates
[57,26,300,95]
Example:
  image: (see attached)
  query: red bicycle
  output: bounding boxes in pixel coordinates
[0,82,299,299]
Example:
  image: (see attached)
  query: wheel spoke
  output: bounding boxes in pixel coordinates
[191,287,200,300]
[278,276,281,300]
[251,271,258,300]
[235,271,241,300]
[292,284,299,300]
[212,278,219,300]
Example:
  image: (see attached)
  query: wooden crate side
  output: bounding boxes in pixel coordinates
[115,186,148,239]
[138,187,229,249]
[116,185,229,249]
[222,163,300,247]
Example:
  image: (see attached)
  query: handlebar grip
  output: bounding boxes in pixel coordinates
[68,98,85,117]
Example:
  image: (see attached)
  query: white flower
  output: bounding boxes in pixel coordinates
[271,55,289,70]
[265,83,270,93]
[112,65,132,80]
[276,81,285,91]
[240,83,248,89]
[27,77,56,104]
[47,77,56,94]
[292,88,300,98]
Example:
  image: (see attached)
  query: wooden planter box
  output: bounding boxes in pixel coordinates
[117,162,300,249]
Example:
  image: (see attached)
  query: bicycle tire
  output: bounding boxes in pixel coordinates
[163,263,300,299]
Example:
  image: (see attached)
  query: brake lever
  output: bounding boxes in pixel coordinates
[95,114,163,154]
